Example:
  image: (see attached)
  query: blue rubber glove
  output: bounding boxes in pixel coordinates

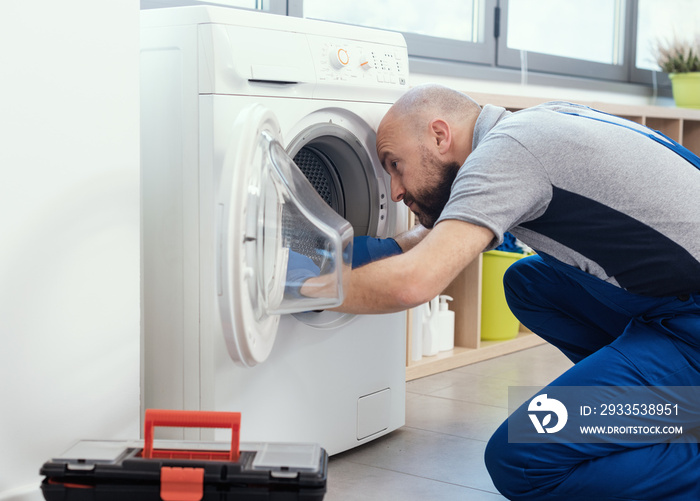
[352,236,402,268]
[285,251,320,299]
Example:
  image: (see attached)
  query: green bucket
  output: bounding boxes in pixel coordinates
[480,250,525,341]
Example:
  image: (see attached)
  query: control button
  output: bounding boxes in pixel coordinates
[329,47,350,69]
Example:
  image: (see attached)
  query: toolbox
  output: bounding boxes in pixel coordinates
[40,409,328,501]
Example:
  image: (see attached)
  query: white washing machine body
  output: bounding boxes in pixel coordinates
[140,6,410,454]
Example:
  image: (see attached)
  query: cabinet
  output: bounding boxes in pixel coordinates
[406,92,700,381]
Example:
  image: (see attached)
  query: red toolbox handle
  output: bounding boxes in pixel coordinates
[143,409,241,462]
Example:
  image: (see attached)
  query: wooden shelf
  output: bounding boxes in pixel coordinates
[405,92,700,381]
[406,330,545,381]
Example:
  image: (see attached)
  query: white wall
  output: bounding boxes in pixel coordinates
[0,1,140,498]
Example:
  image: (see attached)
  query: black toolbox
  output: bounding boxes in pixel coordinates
[40,409,328,501]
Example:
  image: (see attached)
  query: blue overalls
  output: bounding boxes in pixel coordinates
[484,108,700,500]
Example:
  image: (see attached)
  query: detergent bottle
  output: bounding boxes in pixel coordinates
[411,304,424,361]
[437,295,455,351]
[422,296,440,356]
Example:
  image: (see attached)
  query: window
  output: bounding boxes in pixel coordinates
[506,0,625,65]
[498,0,630,81]
[301,0,483,43]
[290,0,495,65]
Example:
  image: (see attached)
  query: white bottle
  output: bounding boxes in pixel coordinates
[411,305,423,361]
[422,297,440,356]
[437,295,455,351]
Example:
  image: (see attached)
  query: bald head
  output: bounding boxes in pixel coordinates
[377,84,481,175]
[383,83,482,135]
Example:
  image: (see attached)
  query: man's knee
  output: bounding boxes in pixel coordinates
[484,423,533,500]
[485,421,571,500]
[503,255,545,313]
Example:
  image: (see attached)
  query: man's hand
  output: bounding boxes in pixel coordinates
[284,251,321,299]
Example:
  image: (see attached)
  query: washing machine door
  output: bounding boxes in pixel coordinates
[217,104,353,368]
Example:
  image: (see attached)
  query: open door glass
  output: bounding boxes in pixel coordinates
[217,104,353,367]
[266,134,354,313]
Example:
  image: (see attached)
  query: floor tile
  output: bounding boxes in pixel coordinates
[326,458,505,501]
[410,370,520,409]
[406,394,508,442]
[330,427,498,493]
[457,345,573,386]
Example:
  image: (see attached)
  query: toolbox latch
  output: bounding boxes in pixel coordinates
[160,466,204,501]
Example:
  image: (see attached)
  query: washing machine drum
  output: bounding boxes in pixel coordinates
[293,148,344,216]
[289,148,345,268]
[288,121,381,242]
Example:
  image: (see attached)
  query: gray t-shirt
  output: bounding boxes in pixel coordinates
[437,101,700,297]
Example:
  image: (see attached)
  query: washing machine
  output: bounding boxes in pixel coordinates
[140,6,410,455]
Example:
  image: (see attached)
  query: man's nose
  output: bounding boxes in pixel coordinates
[390,176,405,202]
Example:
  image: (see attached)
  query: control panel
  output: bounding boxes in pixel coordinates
[310,35,409,88]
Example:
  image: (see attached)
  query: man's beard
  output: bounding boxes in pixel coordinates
[406,148,461,229]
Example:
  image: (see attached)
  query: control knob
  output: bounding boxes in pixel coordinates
[329,46,350,69]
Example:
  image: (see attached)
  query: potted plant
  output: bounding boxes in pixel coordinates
[654,35,700,109]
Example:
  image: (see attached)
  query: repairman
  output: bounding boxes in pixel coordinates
[314,83,700,500]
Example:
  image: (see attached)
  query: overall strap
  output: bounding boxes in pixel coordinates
[557,106,700,170]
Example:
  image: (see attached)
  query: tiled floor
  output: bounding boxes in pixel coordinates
[325,343,574,500]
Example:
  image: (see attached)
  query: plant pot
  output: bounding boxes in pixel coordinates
[669,72,700,109]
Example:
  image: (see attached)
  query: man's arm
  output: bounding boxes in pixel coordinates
[302,219,494,315]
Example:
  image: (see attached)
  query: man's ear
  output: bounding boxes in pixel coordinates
[429,118,451,154]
